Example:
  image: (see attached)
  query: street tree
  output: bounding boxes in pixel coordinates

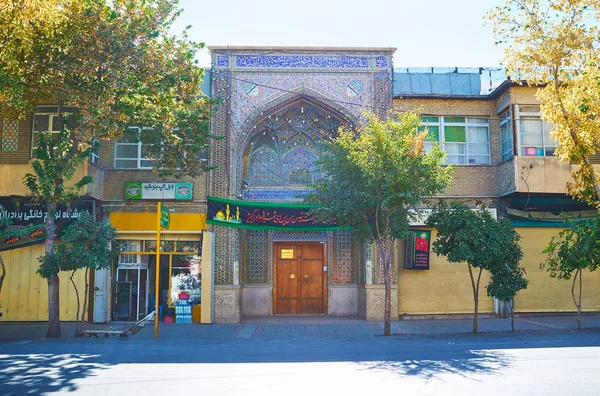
[486,242,528,332]
[37,212,118,335]
[0,0,213,337]
[542,216,600,329]
[305,111,452,336]
[487,0,600,207]
[427,202,528,333]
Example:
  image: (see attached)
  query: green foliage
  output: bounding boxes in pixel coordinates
[542,215,600,279]
[0,0,214,178]
[24,128,96,205]
[37,212,119,279]
[487,260,529,303]
[427,201,528,301]
[305,111,453,242]
[305,111,452,336]
[487,0,600,207]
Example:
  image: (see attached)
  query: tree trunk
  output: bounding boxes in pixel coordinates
[80,266,90,332]
[45,202,60,338]
[70,270,81,336]
[579,269,583,330]
[467,264,482,333]
[509,299,515,332]
[583,156,600,204]
[0,254,6,295]
[571,268,582,330]
[384,275,391,336]
[377,237,394,336]
[47,273,60,337]
[473,294,479,333]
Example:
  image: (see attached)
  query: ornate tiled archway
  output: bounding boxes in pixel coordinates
[207,47,395,322]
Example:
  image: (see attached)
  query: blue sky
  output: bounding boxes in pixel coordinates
[171,0,507,68]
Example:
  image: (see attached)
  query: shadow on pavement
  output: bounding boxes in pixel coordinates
[358,349,511,380]
[0,352,107,396]
[1,331,599,395]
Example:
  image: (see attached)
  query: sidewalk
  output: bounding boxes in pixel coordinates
[1,314,599,342]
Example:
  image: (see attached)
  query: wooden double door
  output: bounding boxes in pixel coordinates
[274,242,327,314]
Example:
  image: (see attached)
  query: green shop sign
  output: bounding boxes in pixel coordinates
[207,196,341,231]
[160,204,170,230]
[125,182,193,200]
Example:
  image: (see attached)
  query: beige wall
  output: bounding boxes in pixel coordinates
[396,227,600,316]
[397,231,495,315]
[0,162,90,197]
[515,157,573,194]
[0,244,88,321]
[510,86,540,105]
[514,227,600,313]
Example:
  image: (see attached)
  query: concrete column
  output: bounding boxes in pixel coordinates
[201,231,215,324]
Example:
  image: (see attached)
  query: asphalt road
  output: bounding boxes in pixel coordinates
[1,331,599,396]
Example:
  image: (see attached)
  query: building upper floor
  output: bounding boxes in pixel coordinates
[1,46,598,202]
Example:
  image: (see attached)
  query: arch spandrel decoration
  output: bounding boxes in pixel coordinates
[240,98,354,201]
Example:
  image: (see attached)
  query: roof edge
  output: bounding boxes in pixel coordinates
[207,45,397,54]
[392,79,520,100]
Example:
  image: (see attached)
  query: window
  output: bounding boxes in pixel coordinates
[516,105,556,157]
[420,116,491,165]
[117,240,141,266]
[90,139,99,165]
[31,107,77,157]
[500,109,513,162]
[289,169,312,185]
[114,127,155,169]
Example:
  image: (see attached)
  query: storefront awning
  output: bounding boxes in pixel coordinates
[110,212,207,232]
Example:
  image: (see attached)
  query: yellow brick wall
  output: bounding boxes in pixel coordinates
[397,231,495,315]
[0,244,88,321]
[394,98,501,198]
[514,227,600,313]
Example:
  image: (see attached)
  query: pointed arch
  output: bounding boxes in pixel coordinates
[236,93,357,198]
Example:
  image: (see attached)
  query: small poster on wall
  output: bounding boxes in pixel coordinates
[404,230,431,270]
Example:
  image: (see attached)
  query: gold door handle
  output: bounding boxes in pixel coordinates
[304,274,309,279]
[290,274,295,279]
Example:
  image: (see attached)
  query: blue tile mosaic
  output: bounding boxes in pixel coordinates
[243,189,309,201]
[235,55,369,69]
[375,56,388,68]
[217,56,229,67]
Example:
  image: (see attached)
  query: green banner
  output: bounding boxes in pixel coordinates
[0,199,94,251]
[207,196,342,231]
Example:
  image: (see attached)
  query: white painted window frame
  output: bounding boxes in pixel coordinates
[31,108,70,158]
[514,104,557,157]
[422,116,491,165]
[114,126,155,170]
[499,109,513,162]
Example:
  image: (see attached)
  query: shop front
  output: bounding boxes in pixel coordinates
[107,211,206,323]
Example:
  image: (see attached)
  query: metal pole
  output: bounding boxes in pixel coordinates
[154,202,161,338]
